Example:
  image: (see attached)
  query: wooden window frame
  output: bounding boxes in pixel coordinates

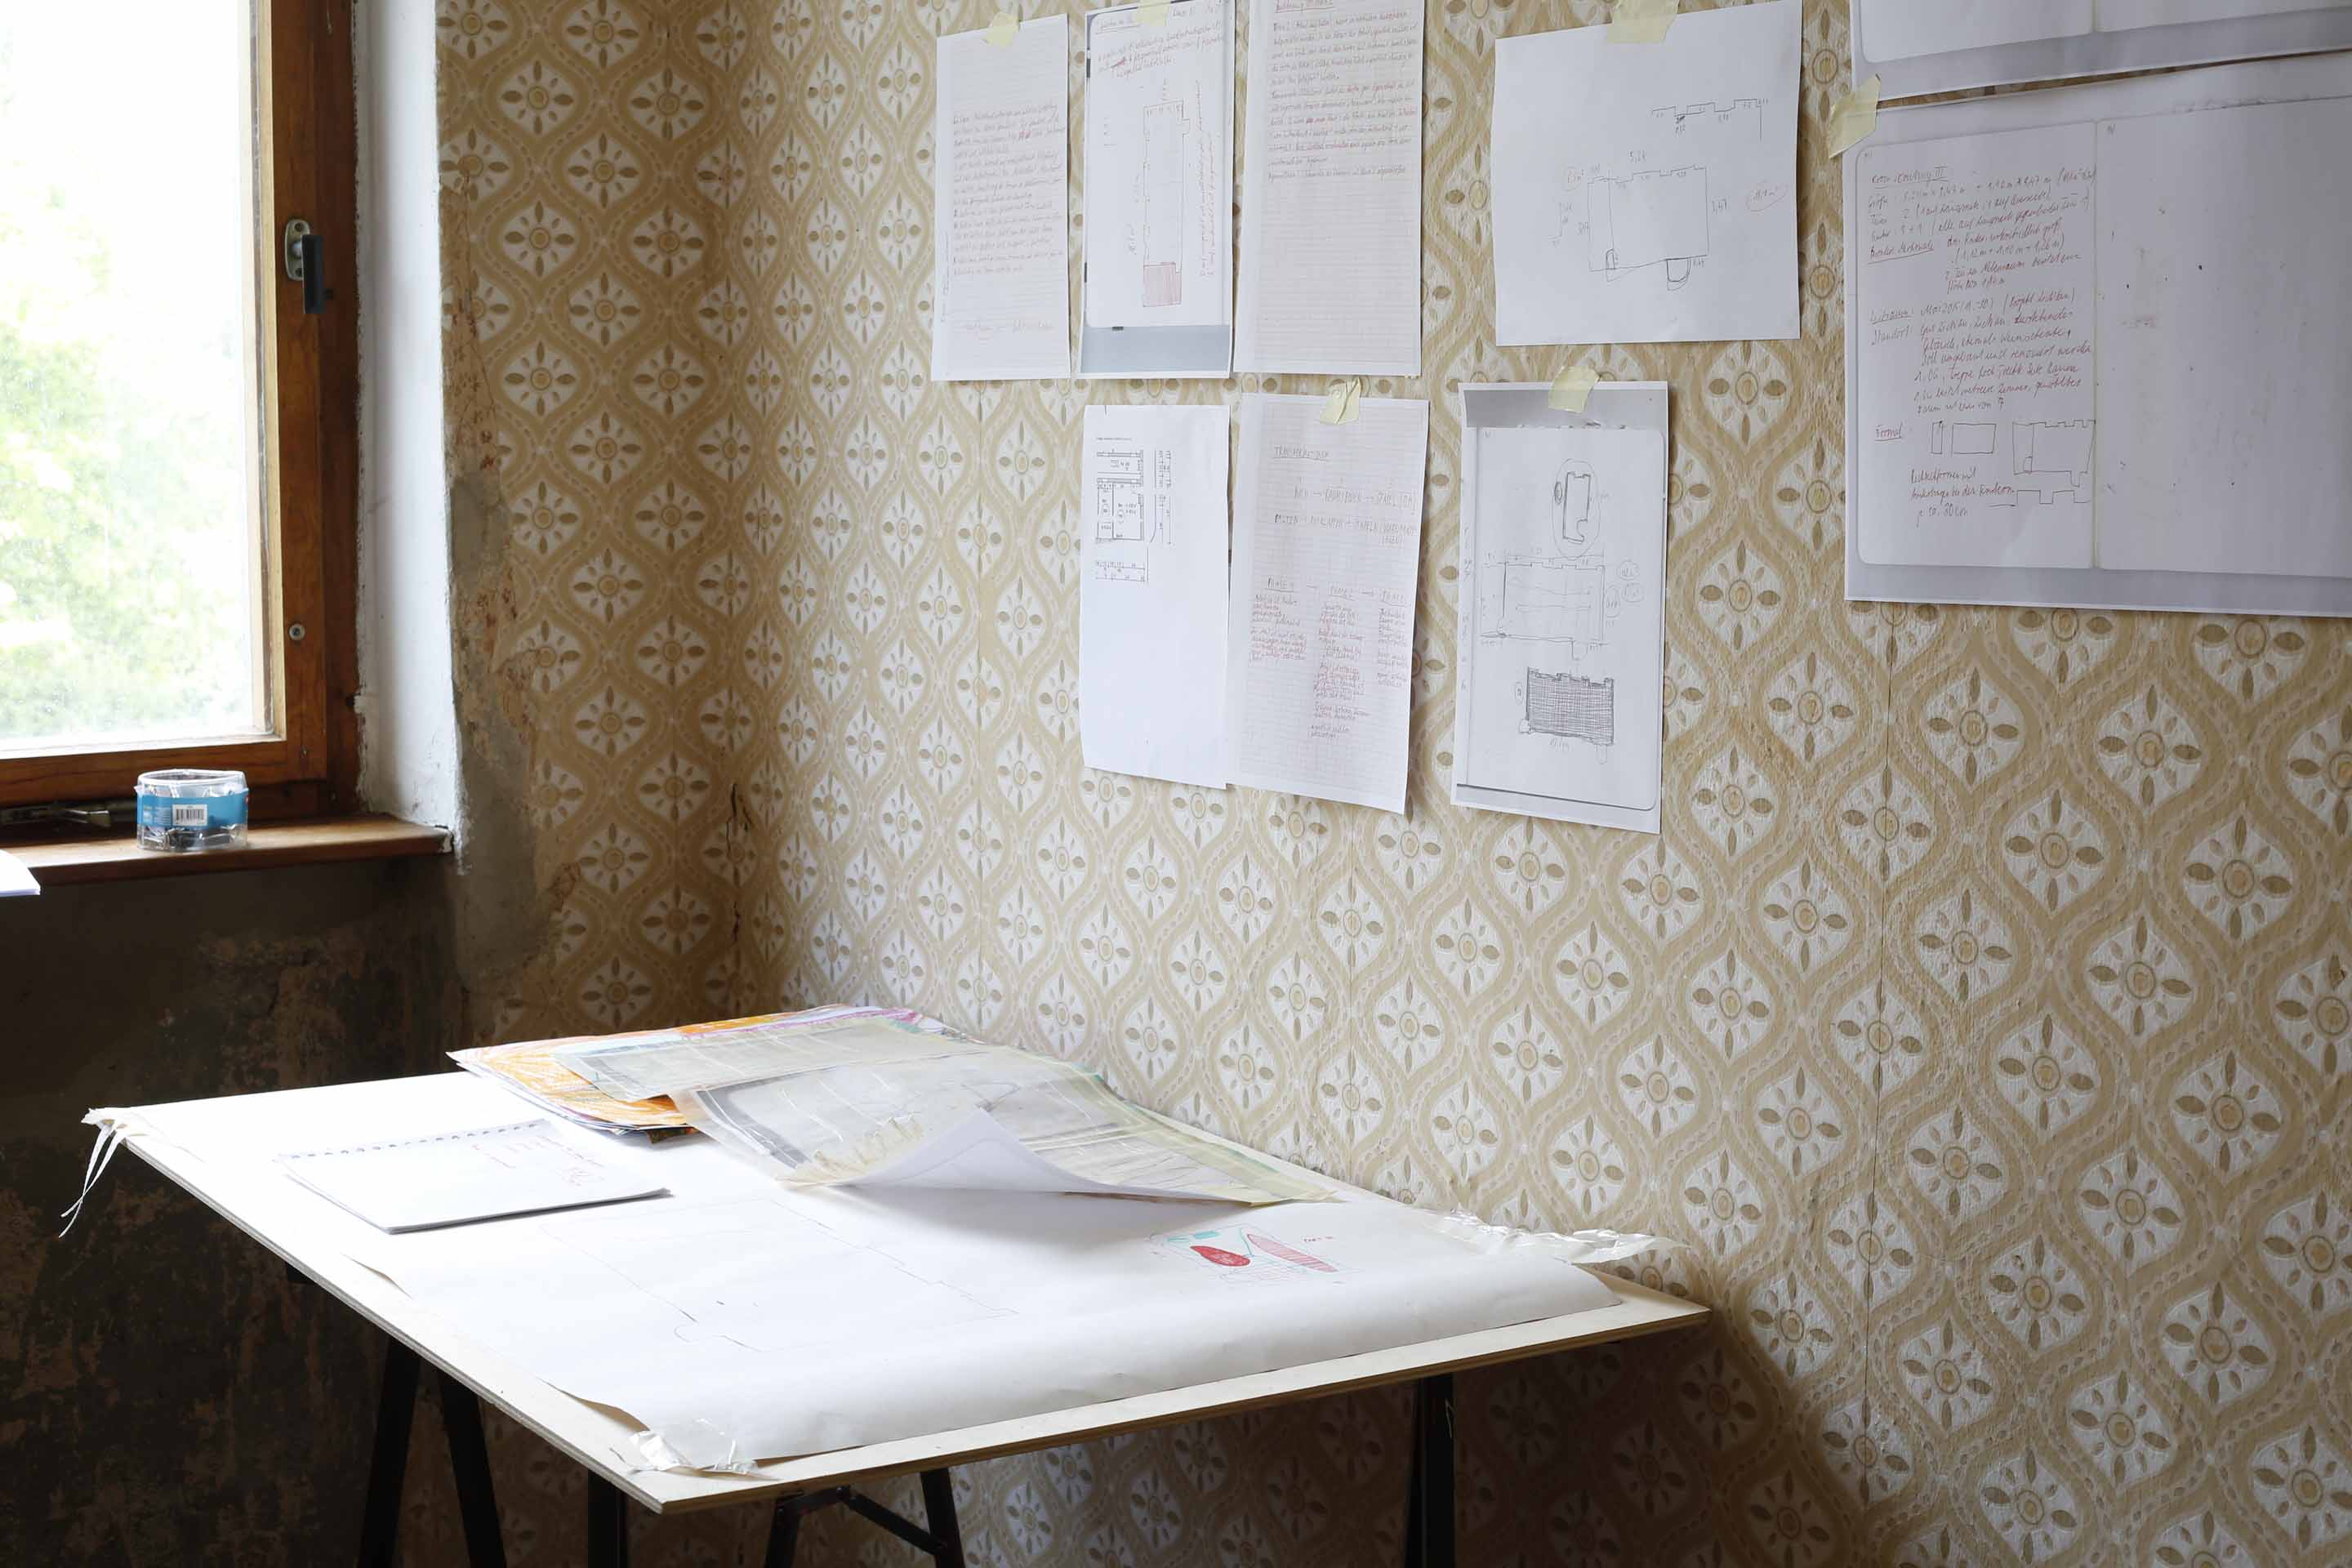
[0,0,360,819]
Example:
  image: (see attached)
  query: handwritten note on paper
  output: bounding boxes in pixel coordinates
[1492,0,1798,346]
[1235,0,1424,376]
[1227,394,1429,813]
[1854,123,2098,571]
[1084,0,1230,333]
[1080,404,1232,789]
[933,15,1068,382]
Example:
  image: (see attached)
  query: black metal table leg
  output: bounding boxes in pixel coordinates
[436,1368,507,1567]
[920,1468,966,1567]
[588,1473,629,1568]
[1404,1374,1455,1568]
[358,1339,420,1568]
[763,1494,805,1568]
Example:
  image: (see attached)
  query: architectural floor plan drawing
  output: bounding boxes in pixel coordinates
[2010,419,2094,502]
[1586,166,1710,289]
[1139,99,1187,308]
[1458,416,1667,826]
[1081,0,1230,337]
[1080,403,1231,788]
[1494,0,1799,344]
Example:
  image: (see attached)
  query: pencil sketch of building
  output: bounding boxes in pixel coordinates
[1139,100,1186,308]
[1587,165,1709,289]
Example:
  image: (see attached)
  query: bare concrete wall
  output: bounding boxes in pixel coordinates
[0,862,460,1566]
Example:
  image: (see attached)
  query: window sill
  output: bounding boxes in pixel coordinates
[2,815,448,889]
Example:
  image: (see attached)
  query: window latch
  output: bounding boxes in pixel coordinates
[282,218,329,314]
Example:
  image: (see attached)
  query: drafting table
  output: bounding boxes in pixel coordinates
[100,1074,1705,1567]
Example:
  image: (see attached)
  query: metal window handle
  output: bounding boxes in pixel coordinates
[283,218,329,315]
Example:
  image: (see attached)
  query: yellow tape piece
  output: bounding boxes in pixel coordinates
[1606,0,1677,44]
[984,8,1019,46]
[1828,74,1882,158]
[1139,0,1170,23]
[1548,365,1601,413]
[1319,378,1362,425]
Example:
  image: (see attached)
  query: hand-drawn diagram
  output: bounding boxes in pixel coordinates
[1090,437,1176,582]
[1477,442,1650,759]
[1523,669,1616,753]
[1587,166,1710,289]
[1654,96,1766,140]
[1139,100,1187,307]
[2011,418,2093,502]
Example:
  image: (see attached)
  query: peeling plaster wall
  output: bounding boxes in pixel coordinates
[0,865,458,1566]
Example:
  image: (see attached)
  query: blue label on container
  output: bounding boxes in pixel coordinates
[136,793,248,830]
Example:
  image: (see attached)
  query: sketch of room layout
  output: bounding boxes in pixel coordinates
[1091,439,1176,582]
[1478,453,1649,757]
[2009,419,2093,503]
[1927,417,2096,506]
[1523,669,1615,753]
[1138,100,1187,308]
[1587,166,1710,289]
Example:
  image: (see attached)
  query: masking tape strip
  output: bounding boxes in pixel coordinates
[1606,0,1677,45]
[984,8,1019,46]
[1829,74,1881,158]
[1319,377,1362,425]
[1549,364,1601,413]
[1139,0,1169,24]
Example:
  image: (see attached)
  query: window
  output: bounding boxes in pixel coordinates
[0,0,357,815]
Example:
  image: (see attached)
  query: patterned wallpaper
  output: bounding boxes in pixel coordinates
[428,0,2352,1563]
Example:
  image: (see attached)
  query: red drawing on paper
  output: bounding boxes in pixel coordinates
[1192,1245,1250,1267]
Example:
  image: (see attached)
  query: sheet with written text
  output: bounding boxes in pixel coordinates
[1234,0,1423,375]
[1227,394,1428,813]
[1080,403,1231,787]
[1492,0,1799,346]
[933,16,1069,381]
[1846,52,2352,614]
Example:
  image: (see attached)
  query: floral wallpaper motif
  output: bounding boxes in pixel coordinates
[427,0,2352,1562]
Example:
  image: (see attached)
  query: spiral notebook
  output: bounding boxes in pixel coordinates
[275,1119,668,1232]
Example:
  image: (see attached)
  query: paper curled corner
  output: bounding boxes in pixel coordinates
[1548,364,1601,413]
[1606,0,1677,44]
[1437,1207,1682,1268]
[1318,377,1362,425]
[1828,74,1881,158]
[983,8,1019,47]
[1138,0,1170,24]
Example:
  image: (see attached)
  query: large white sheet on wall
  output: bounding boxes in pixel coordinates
[1227,394,1428,813]
[1845,52,2352,616]
[932,16,1069,382]
[1234,0,1423,376]
[1080,0,1232,378]
[1852,0,2352,97]
[1491,0,1799,346]
[1454,384,1670,834]
[1078,403,1231,788]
